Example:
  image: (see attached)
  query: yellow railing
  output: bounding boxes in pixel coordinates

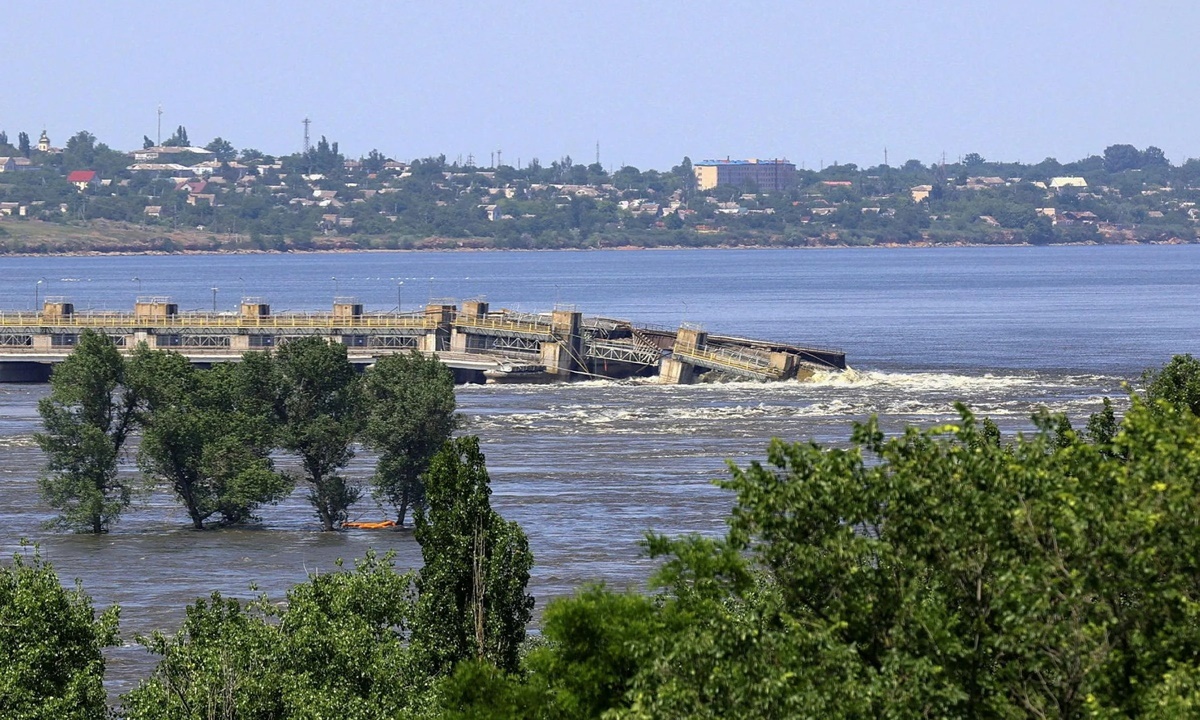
[453,315,555,335]
[0,313,437,330]
[673,344,782,378]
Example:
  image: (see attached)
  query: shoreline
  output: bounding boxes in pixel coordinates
[0,238,1184,259]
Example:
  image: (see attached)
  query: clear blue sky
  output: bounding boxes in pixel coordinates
[6,1,1196,170]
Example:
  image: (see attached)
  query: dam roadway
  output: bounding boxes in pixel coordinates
[0,296,845,384]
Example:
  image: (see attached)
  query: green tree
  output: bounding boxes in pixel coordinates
[412,437,534,677]
[122,551,419,720]
[129,348,291,529]
[142,135,154,149]
[1142,145,1169,168]
[163,125,189,147]
[363,148,387,173]
[363,351,458,526]
[298,135,343,175]
[61,130,97,171]
[1104,143,1143,173]
[36,329,141,533]
[1142,353,1200,416]
[204,137,236,162]
[443,376,1200,718]
[0,546,119,719]
[441,586,660,720]
[275,336,362,530]
[17,131,30,158]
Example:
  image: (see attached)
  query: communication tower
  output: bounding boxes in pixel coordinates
[303,117,311,153]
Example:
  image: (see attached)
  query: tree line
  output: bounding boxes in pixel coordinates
[5,128,1200,254]
[11,355,1200,717]
[35,329,458,532]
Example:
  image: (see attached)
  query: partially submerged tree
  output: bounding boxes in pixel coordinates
[124,440,536,716]
[363,351,458,526]
[0,546,119,719]
[274,336,362,530]
[129,348,290,529]
[413,437,534,677]
[36,329,140,533]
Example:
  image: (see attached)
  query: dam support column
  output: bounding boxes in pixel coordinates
[660,325,708,385]
[658,357,696,385]
[450,301,488,353]
[420,304,454,353]
[542,309,582,379]
[768,351,796,380]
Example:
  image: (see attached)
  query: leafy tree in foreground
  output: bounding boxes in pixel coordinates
[363,351,458,526]
[129,348,291,529]
[0,546,119,719]
[441,377,1200,718]
[413,437,534,677]
[274,336,362,530]
[122,552,418,720]
[1142,352,1200,416]
[36,329,140,533]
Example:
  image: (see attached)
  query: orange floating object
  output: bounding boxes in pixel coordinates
[342,520,397,530]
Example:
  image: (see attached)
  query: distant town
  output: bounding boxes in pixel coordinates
[0,126,1195,253]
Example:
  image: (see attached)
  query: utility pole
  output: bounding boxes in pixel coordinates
[303,117,311,153]
[596,140,600,166]
[157,105,162,145]
[884,147,888,167]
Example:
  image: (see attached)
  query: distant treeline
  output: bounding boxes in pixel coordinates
[1,129,1198,252]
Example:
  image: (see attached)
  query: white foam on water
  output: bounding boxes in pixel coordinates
[805,367,1044,393]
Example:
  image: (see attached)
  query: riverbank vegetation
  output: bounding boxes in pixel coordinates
[1,128,1199,253]
[11,355,1200,716]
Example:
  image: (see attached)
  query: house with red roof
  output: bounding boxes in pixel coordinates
[66,170,98,191]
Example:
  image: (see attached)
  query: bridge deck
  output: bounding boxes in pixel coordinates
[0,302,846,383]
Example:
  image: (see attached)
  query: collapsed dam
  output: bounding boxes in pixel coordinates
[0,297,845,384]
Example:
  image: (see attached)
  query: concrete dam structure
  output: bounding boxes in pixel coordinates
[0,297,846,384]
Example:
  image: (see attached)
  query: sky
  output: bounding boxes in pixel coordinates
[5,1,1198,170]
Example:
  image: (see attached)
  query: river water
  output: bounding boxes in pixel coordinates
[1,245,1197,695]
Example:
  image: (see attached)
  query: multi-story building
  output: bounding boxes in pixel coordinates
[693,158,796,192]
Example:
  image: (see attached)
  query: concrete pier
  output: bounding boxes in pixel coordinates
[0,297,845,384]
